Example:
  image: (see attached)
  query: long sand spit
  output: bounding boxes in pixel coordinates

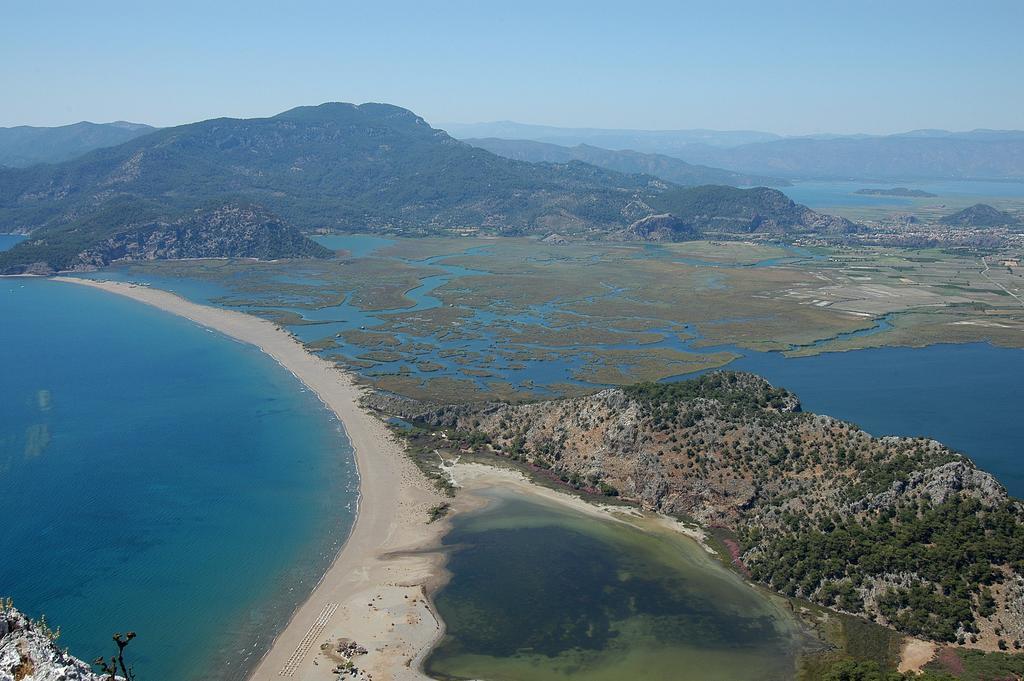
[49,277,934,678]
[55,277,449,681]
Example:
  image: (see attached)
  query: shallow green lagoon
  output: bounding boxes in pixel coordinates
[426,490,799,681]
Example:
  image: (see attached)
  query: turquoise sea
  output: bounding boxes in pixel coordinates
[0,277,358,681]
[14,233,1024,681]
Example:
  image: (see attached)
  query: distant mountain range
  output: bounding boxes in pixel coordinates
[673,134,1024,181]
[442,121,782,152]
[0,103,660,235]
[446,122,1024,181]
[464,138,789,187]
[0,102,856,273]
[0,121,155,167]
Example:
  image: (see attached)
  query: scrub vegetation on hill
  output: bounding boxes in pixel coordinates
[0,199,329,274]
[375,372,1024,655]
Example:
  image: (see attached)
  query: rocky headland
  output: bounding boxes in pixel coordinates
[0,602,105,681]
[373,372,1024,650]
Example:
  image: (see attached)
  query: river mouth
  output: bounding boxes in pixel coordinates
[425,485,800,681]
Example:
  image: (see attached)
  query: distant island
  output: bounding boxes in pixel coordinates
[855,187,938,197]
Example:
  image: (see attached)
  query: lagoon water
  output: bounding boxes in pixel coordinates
[426,490,799,681]
[82,236,1024,500]
[0,278,358,681]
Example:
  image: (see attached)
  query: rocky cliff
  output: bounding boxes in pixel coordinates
[392,372,1024,648]
[0,603,104,681]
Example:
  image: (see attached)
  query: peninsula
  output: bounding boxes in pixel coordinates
[5,277,1017,681]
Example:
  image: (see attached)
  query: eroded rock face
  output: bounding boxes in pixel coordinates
[618,213,700,242]
[0,605,105,681]
[854,460,1006,512]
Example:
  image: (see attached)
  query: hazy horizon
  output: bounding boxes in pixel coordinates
[4,106,1024,140]
[3,0,1023,135]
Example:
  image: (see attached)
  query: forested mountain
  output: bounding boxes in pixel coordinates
[0,102,661,239]
[0,103,859,271]
[940,203,1021,228]
[0,121,154,167]
[0,200,329,274]
[646,185,859,236]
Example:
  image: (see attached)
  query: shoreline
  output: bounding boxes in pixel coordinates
[46,276,937,679]
[54,277,451,681]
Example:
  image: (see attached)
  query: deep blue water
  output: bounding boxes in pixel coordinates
[0,278,358,681]
[722,343,1024,498]
[783,179,1024,210]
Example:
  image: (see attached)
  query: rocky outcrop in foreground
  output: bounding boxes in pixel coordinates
[1,603,104,681]
[393,372,1024,648]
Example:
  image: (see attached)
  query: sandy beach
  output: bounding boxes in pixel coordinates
[55,277,451,681]
[50,276,813,681]
[52,276,715,681]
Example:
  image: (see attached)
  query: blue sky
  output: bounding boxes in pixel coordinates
[3,0,1022,134]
